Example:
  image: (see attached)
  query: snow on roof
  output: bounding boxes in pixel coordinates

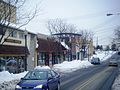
[34,66,51,70]
[1,21,36,35]
[61,42,70,50]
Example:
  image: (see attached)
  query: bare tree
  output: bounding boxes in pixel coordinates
[77,29,94,59]
[0,0,39,45]
[47,18,77,35]
[114,26,120,40]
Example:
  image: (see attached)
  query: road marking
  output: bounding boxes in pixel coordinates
[74,67,113,90]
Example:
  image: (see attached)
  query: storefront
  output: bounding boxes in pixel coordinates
[37,38,67,66]
[0,45,29,73]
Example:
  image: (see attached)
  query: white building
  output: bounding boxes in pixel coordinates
[0,25,37,73]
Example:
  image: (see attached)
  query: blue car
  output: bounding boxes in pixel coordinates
[15,69,60,90]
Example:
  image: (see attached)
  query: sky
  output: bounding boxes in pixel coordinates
[23,0,120,46]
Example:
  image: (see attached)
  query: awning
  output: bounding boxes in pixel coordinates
[0,45,29,56]
[37,38,67,52]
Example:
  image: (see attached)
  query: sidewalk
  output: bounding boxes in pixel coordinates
[112,68,120,90]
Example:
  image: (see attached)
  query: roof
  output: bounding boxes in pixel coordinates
[0,45,29,56]
[0,23,36,35]
[37,38,67,52]
[53,33,82,36]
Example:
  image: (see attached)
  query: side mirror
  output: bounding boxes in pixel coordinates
[48,77,53,81]
[21,78,24,80]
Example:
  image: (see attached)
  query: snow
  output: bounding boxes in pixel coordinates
[0,71,28,84]
[53,51,116,73]
[112,73,120,90]
[53,59,92,73]
[34,66,51,70]
[0,51,117,89]
[61,42,70,50]
[91,51,115,61]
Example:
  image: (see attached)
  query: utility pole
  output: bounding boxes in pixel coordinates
[24,30,28,71]
[96,37,98,47]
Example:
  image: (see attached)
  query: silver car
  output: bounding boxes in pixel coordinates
[109,59,118,66]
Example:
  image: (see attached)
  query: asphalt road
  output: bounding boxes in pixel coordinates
[60,53,119,90]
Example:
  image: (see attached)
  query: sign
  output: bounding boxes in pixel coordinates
[4,38,21,44]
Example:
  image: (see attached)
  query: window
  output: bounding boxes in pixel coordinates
[9,30,17,38]
[51,70,57,77]
[24,71,48,80]
[48,71,53,78]
[19,32,24,39]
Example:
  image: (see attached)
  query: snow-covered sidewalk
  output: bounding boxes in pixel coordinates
[0,51,116,90]
[112,69,120,90]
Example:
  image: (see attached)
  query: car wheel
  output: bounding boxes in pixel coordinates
[56,83,60,90]
[42,87,49,90]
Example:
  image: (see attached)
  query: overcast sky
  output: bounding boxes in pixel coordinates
[24,0,120,45]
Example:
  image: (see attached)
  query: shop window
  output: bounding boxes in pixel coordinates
[0,59,6,71]
[19,32,24,39]
[9,30,17,38]
[6,59,17,73]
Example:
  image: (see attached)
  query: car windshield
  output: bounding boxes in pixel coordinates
[23,71,48,80]
[92,58,99,61]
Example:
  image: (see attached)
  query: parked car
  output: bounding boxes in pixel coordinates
[108,59,118,67]
[118,51,120,55]
[15,68,60,90]
[91,57,100,65]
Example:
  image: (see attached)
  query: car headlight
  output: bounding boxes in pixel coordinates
[16,85,22,89]
[34,84,43,89]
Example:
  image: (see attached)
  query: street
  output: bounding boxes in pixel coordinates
[60,53,119,90]
[0,52,119,90]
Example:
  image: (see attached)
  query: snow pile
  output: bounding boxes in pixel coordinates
[53,59,93,73]
[34,66,51,70]
[101,51,116,60]
[53,51,115,73]
[112,71,120,90]
[91,51,116,61]
[0,71,27,84]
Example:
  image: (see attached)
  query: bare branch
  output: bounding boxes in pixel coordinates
[0,0,40,45]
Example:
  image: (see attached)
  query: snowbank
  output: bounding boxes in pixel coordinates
[0,71,27,84]
[112,73,120,90]
[53,59,93,73]
[53,51,116,73]
[91,51,115,61]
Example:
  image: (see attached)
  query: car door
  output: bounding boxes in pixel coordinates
[48,70,57,90]
[51,70,60,88]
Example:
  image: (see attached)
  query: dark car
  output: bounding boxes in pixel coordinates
[118,51,120,55]
[91,57,100,65]
[15,69,60,90]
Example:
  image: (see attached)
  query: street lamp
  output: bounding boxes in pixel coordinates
[106,13,120,16]
[24,30,28,71]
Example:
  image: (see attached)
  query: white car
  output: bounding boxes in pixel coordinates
[91,57,100,65]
